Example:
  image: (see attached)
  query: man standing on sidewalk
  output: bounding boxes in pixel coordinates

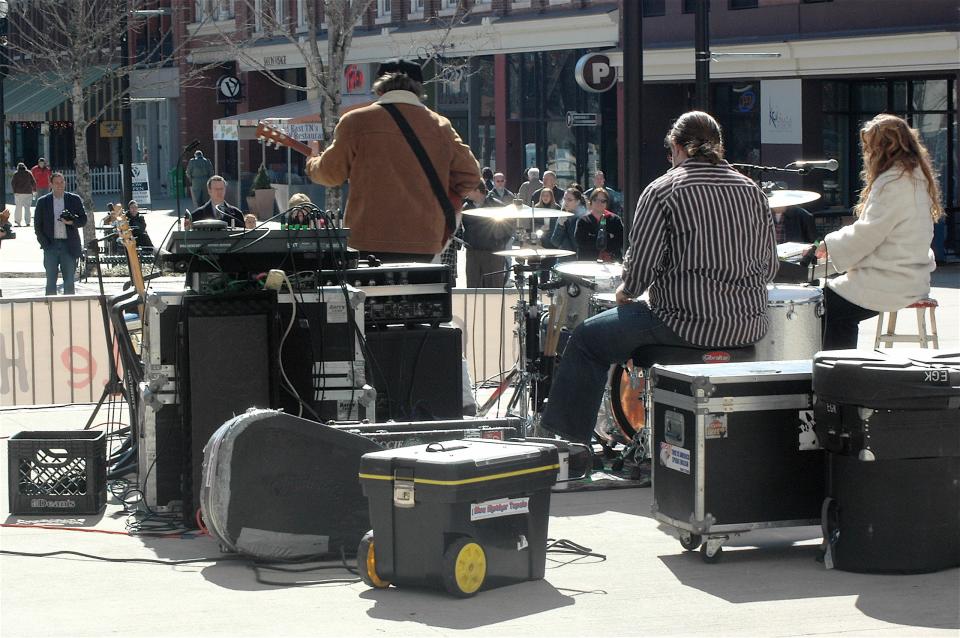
[30,158,52,198]
[185,150,214,208]
[34,172,88,295]
[11,162,36,226]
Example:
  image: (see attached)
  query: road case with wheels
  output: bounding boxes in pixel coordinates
[650,360,824,563]
[357,439,559,596]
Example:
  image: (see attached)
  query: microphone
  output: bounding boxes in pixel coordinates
[792,159,838,172]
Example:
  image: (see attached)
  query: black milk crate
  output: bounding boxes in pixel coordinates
[8,431,107,515]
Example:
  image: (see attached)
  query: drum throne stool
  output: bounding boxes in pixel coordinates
[874,297,939,349]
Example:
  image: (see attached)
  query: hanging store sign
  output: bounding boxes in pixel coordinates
[216,74,243,104]
[99,121,123,138]
[566,112,601,128]
[574,53,617,93]
[213,120,239,141]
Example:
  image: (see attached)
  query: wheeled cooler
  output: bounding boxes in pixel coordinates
[357,439,559,596]
[650,360,824,562]
[813,349,960,573]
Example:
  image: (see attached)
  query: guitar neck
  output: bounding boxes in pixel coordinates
[255,123,315,158]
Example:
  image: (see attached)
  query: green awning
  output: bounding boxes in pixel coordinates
[3,66,113,121]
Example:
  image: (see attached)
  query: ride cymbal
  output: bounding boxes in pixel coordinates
[766,190,821,209]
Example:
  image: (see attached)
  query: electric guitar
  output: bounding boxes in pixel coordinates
[255,122,316,158]
[114,217,146,317]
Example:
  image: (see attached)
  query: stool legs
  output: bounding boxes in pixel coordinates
[874,305,939,349]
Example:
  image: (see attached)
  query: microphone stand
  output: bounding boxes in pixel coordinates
[84,234,131,431]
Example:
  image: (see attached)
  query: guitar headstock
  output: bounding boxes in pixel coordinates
[255,122,316,158]
[115,218,136,249]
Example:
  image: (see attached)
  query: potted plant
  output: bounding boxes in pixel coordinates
[249,164,275,220]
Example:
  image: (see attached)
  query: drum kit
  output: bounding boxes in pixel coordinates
[468,192,829,459]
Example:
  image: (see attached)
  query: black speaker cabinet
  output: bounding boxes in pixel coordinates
[181,291,280,525]
[364,326,463,421]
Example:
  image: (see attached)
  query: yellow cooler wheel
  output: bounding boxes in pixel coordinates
[357,530,391,589]
[442,537,487,597]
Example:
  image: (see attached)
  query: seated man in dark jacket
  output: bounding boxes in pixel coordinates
[461,182,514,288]
[189,175,244,228]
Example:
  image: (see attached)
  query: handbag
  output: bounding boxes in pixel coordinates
[381,103,459,238]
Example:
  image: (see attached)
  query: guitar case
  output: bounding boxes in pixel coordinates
[201,409,381,560]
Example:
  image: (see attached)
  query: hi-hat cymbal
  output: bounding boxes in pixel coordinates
[766,190,821,209]
[494,247,575,259]
[463,204,573,220]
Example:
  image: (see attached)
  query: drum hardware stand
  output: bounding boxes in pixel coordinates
[474,258,551,435]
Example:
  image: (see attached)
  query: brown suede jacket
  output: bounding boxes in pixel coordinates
[306,90,480,255]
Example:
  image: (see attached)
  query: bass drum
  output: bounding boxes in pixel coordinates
[755,284,824,361]
[588,293,646,447]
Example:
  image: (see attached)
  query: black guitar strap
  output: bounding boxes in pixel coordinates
[381,102,457,235]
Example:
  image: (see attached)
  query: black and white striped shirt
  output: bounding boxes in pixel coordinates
[622,160,778,347]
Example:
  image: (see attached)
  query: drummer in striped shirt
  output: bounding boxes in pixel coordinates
[542,111,778,444]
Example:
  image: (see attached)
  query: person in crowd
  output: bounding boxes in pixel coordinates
[31,158,52,199]
[541,111,777,444]
[535,187,561,210]
[126,200,153,249]
[244,213,258,230]
[462,182,513,287]
[530,170,564,207]
[101,202,123,228]
[771,204,817,244]
[305,58,480,263]
[516,167,542,206]
[487,172,515,205]
[547,187,589,254]
[482,166,495,192]
[815,113,942,349]
[11,162,36,226]
[189,175,244,228]
[574,187,624,262]
[584,170,623,215]
[35,172,89,296]
[186,149,214,208]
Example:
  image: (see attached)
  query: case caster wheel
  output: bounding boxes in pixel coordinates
[678,531,702,551]
[442,537,487,597]
[357,530,391,589]
[700,543,723,564]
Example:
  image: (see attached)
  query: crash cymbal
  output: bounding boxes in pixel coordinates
[766,190,821,209]
[554,261,623,279]
[462,204,573,220]
[494,247,575,259]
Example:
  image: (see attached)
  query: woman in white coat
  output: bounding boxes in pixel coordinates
[815,114,943,349]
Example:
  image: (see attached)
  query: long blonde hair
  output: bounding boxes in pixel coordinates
[855,114,943,222]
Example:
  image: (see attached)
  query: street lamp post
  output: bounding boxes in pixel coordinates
[121,4,133,206]
[0,0,9,208]
[694,0,710,111]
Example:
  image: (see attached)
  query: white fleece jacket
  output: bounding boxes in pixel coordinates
[824,165,935,312]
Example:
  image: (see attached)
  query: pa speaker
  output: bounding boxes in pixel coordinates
[364,326,463,421]
[181,291,280,525]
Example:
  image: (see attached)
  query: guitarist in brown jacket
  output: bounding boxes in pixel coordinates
[306,59,480,263]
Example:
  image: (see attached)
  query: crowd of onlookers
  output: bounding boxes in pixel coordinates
[459,166,626,288]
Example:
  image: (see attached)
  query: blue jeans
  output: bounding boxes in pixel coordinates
[43,239,77,295]
[541,301,690,443]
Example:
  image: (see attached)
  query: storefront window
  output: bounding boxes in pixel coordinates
[506,50,610,188]
[713,82,761,164]
[822,77,955,216]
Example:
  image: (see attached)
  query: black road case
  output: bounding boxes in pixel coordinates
[357,439,559,596]
[813,349,960,573]
[650,360,824,563]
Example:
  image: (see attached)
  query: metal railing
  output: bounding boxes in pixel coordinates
[61,167,122,195]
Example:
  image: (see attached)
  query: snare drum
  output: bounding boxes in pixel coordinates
[552,261,622,330]
[755,284,824,361]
